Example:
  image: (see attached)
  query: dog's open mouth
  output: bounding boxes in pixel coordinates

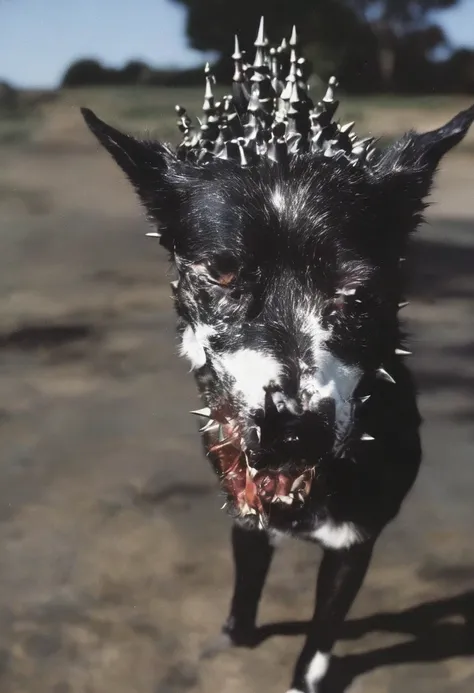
[194,408,316,527]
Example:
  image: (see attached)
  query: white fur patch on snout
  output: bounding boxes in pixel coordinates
[300,310,362,443]
[215,348,282,411]
[179,324,216,370]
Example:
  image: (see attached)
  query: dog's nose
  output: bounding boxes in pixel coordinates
[257,394,336,458]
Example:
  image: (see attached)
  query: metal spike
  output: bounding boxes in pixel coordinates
[377,367,396,384]
[237,140,249,167]
[289,25,298,47]
[323,76,338,103]
[398,301,409,309]
[200,420,219,434]
[203,63,215,105]
[232,34,242,61]
[361,433,375,441]
[395,348,412,356]
[145,231,160,238]
[254,16,268,48]
[340,121,355,134]
[190,407,212,417]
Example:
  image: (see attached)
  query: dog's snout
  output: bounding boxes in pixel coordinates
[252,392,336,460]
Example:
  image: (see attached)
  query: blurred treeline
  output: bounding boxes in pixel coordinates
[62,0,474,93]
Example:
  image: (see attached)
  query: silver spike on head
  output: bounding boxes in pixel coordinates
[254,16,268,47]
[289,25,298,47]
[173,18,377,168]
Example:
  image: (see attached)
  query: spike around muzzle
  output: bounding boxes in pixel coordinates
[175,16,375,167]
[190,404,317,524]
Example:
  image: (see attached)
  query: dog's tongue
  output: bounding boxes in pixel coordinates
[205,420,314,523]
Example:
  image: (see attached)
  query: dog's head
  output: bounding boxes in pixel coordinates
[82,21,474,525]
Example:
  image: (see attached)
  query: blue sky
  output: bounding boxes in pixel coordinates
[1,0,473,88]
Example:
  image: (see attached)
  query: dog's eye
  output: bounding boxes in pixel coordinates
[205,253,239,288]
[208,270,237,287]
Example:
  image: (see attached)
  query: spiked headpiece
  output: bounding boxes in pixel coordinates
[174,17,376,167]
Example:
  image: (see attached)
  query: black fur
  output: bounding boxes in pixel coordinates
[81,103,474,692]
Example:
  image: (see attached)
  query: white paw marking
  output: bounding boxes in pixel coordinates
[305,651,330,693]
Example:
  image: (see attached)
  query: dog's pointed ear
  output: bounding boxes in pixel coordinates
[376,104,474,198]
[81,108,181,247]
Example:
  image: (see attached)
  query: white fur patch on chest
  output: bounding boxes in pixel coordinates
[309,520,362,550]
[215,348,282,411]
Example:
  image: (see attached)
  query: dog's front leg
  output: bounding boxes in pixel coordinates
[288,539,375,693]
[223,523,274,645]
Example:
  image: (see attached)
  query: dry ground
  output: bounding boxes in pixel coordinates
[0,89,474,693]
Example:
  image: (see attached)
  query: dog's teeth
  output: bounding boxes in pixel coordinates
[290,473,308,493]
[359,395,371,404]
[220,501,228,510]
[398,301,409,310]
[190,407,212,417]
[395,348,412,356]
[361,433,375,441]
[170,280,178,290]
[145,231,160,237]
[277,495,294,505]
[377,367,396,384]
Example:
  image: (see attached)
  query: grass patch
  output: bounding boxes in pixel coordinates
[2,86,473,150]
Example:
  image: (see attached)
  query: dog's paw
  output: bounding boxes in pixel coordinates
[200,632,234,660]
[200,626,259,660]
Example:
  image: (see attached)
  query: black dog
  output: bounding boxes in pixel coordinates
[82,19,474,693]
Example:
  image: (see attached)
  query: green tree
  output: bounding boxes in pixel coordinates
[171,0,462,90]
[170,0,362,78]
[343,0,459,87]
